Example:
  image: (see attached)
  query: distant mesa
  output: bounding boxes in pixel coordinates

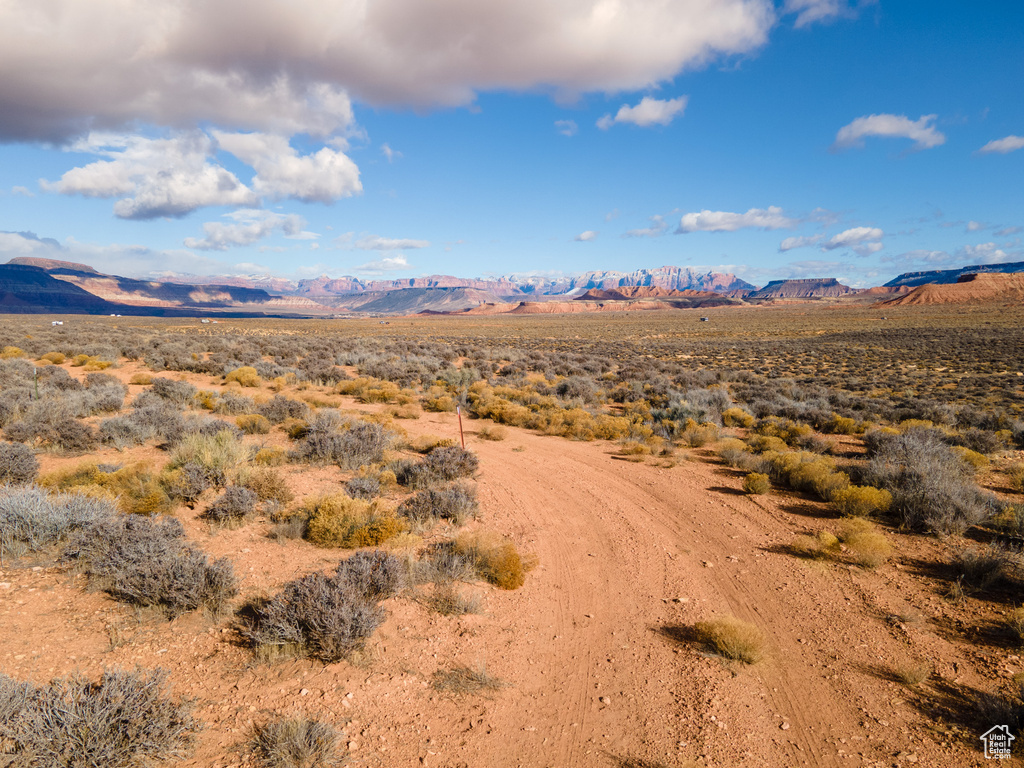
[746,278,856,300]
[884,261,1024,288]
[7,257,99,274]
[878,272,1024,306]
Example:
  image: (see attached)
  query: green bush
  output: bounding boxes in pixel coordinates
[742,472,770,495]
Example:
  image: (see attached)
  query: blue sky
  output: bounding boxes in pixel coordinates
[0,0,1021,288]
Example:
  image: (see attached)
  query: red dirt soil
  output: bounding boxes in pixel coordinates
[879,273,1024,306]
[1,363,1014,767]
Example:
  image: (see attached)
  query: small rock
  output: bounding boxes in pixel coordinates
[702,561,714,568]
[300,688,310,696]
[780,722,790,730]
[348,741,359,751]
[674,597,689,603]
[599,696,611,705]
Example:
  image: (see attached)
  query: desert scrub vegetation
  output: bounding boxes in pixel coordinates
[0,486,113,564]
[397,483,478,526]
[168,428,250,486]
[300,493,406,548]
[453,530,534,590]
[238,550,402,662]
[693,615,765,664]
[829,485,893,517]
[201,486,259,525]
[742,472,770,495]
[64,514,237,617]
[225,365,262,387]
[249,717,343,768]
[431,664,506,697]
[0,668,197,767]
[40,461,174,516]
[392,445,479,489]
[290,411,393,469]
[836,518,892,569]
[0,440,38,484]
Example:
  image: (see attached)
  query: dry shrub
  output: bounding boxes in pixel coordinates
[254,446,288,466]
[837,518,892,569]
[41,461,173,516]
[1007,608,1024,645]
[0,441,38,485]
[477,424,507,441]
[746,434,788,454]
[830,485,892,517]
[422,386,457,412]
[428,582,482,615]
[65,514,238,616]
[335,377,401,404]
[1009,463,1024,493]
[822,414,859,435]
[128,373,153,385]
[893,663,930,687]
[952,445,990,472]
[39,351,66,365]
[169,428,249,486]
[250,717,342,768]
[681,421,720,448]
[202,486,258,525]
[742,472,770,495]
[0,486,114,563]
[236,466,294,506]
[791,530,840,560]
[397,483,478,526]
[952,543,1013,590]
[237,414,272,435]
[409,434,457,453]
[238,551,401,662]
[302,494,405,548]
[0,668,197,767]
[454,530,533,590]
[226,366,262,387]
[693,616,765,664]
[721,407,755,428]
[717,437,751,468]
[431,664,505,696]
[0,346,25,359]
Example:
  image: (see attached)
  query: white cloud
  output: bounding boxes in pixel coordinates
[575,230,598,241]
[215,131,361,203]
[354,255,410,274]
[0,0,775,142]
[352,235,430,251]
[783,0,869,28]
[966,220,985,232]
[10,186,34,197]
[42,132,257,219]
[381,143,402,162]
[625,215,668,237]
[996,226,1022,236]
[832,114,945,151]
[597,96,687,129]
[822,226,883,250]
[956,241,1019,265]
[676,205,796,233]
[184,209,316,251]
[555,120,578,137]
[979,135,1024,154]
[778,234,823,251]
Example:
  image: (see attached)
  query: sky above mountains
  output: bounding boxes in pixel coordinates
[0,0,1021,288]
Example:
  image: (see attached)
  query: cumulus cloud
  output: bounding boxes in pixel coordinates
[778,234,823,251]
[979,135,1024,154]
[215,132,361,203]
[381,143,402,162]
[354,255,410,274]
[625,215,668,237]
[352,235,430,251]
[555,120,578,137]
[822,226,883,250]
[956,241,1019,265]
[832,114,945,151]
[184,209,316,251]
[575,230,598,241]
[597,96,687,129]
[42,132,257,219]
[0,0,775,142]
[676,206,796,233]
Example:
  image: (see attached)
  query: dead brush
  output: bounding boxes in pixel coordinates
[431,664,506,697]
[692,615,765,664]
[454,530,535,590]
[250,717,343,768]
[837,518,892,569]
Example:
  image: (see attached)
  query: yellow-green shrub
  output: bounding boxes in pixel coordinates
[822,414,859,435]
[225,366,261,387]
[746,434,788,454]
[128,373,153,385]
[39,461,173,516]
[721,407,755,428]
[742,472,770,494]
[235,465,294,505]
[682,420,720,447]
[454,530,534,590]
[39,352,66,364]
[837,518,891,568]
[422,385,457,412]
[303,494,405,548]
[236,414,271,435]
[792,530,840,560]
[1008,463,1024,493]
[693,616,764,664]
[169,429,249,482]
[830,485,893,517]
[409,435,457,454]
[253,446,287,466]
[1,346,26,359]
[952,446,989,472]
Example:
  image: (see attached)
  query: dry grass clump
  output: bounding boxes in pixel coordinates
[791,530,840,560]
[681,421,720,448]
[952,543,1014,590]
[65,514,238,616]
[742,472,770,495]
[431,664,505,697]
[1007,463,1024,493]
[427,582,483,615]
[128,372,153,385]
[250,717,343,768]
[236,465,295,506]
[0,668,197,767]
[301,493,406,548]
[1006,608,1024,644]
[721,407,755,428]
[41,461,174,516]
[453,530,533,590]
[169,428,249,486]
[237,414,272,434]
[409,434,457,453]
[837,518,892,569]
[477,424,508,441]
[39,351,66,364]
[253,446,288,466]
[238,551,402,662]
[693,616,765,664]
[830,485,892,517]
[893,662,931,687]
[225,366,262,387]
